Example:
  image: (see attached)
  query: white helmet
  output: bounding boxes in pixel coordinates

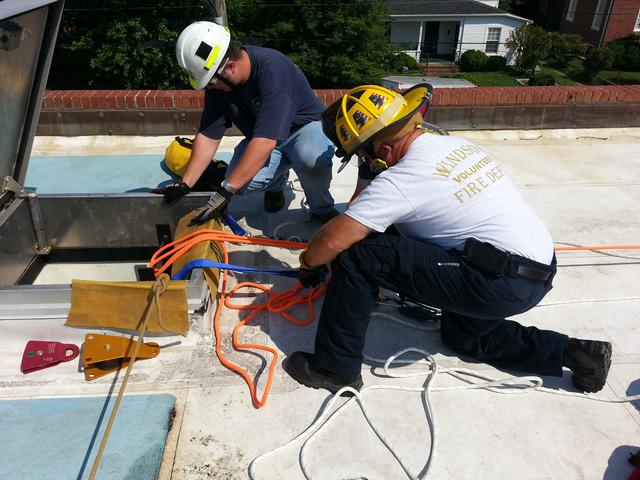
[176,21,231,90]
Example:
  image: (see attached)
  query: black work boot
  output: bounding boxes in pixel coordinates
[562,338,612,393]
[283,351,363,394]
[311,208,340,224]
[264,189,285,213]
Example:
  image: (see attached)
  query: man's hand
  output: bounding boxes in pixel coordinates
[150,180,190,203]
[188,187,233,226]
[297,250,328,288]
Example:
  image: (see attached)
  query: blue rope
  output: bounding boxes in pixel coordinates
[172,259,299,280]
[224,212,246,236]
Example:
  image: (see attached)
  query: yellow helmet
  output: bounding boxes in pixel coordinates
[322,83,433,172]
[164,137,194,176]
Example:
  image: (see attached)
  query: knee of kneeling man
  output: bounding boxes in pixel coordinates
[299,147,334,170]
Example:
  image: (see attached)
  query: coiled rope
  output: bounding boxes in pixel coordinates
[149,230,326,408]
[248,311,640,480]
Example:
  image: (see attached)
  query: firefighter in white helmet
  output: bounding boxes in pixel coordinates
[283,83,612,395]
[151,21,338,225]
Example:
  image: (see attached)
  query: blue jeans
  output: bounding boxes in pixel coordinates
[226,120,336,214]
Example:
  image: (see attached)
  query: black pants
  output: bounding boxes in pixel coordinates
[313,234,568,377]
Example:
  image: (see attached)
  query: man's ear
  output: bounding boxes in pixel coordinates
[378,144,393,161]
[225,60,236,74]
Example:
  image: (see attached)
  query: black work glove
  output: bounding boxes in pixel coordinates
[297,266,328,288]
[188,187,234,226]
[297,250,328,288]
[150,180,190,203]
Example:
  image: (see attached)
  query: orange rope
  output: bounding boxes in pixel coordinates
[149,230,325,408]
[148,234,639,408]
[555,245,640,251]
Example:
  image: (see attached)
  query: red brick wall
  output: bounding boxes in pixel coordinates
[603,0,640,43]
[42,86,640,111]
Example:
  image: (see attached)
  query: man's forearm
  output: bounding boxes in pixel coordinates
[302,215,372,268]
[182,133,221,187]
[226,137,277,190]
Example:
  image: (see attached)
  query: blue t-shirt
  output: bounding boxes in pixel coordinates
[199,46,325,141]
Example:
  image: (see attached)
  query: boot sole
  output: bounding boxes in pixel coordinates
[572,342,612,393]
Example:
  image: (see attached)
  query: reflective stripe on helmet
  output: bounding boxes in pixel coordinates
[203,45,221,71]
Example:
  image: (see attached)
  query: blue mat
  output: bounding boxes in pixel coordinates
[0,394,176,480]
[25,153,232,194]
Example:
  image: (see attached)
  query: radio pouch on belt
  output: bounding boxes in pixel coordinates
[462,238,510,277]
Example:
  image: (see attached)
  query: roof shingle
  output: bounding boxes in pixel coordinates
[386,0,509,16]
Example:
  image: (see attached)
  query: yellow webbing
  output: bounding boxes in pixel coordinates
[171,210,224,297]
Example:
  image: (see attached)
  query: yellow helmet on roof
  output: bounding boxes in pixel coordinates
[322,83,433,172]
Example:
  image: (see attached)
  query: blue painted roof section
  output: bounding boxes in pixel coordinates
[0,394,176,480]
[24,153,232,193]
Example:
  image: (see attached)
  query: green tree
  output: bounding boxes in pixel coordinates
[50,0,394,89]
[506,24,551,74]
[586,47,614,72]
[499,0,525,13]
[49,0,209,89]
[547,33,586,68]
[227,0,394,88]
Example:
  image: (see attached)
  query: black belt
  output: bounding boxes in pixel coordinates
[461,238,555,282]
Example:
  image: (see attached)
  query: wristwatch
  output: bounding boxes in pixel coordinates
[221,179,236,194]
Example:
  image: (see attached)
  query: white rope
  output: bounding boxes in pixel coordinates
[537,295,640,307]
[249,312,640,480]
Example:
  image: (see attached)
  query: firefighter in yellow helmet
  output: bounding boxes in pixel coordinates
[283,83,611,395]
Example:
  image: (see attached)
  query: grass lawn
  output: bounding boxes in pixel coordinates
[440,71,521,86]
[537,66,578,86]
[594,70,640,85]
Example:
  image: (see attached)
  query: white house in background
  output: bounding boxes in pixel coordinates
[387,0,532,63]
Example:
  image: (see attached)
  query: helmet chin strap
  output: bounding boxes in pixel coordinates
[370,157,389,172]
[213,71,237,90]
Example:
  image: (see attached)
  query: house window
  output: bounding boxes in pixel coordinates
[485,27,501,54]
[635,10,640,32]
[566,0,578,22]
[591,0,607,30]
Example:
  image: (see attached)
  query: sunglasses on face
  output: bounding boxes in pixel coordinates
[207,59,230,88]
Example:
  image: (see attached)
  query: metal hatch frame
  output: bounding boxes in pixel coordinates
[0,1,210,318]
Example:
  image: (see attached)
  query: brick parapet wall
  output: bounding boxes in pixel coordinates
[42,86,640,111]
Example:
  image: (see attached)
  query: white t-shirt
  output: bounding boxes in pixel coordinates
[345,134,554,264]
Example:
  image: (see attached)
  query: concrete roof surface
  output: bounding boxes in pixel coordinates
[2,127,639,479]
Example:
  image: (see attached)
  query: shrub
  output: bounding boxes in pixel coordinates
[547,33,587,67]
[389,52,419,72]
[624,44,640,71]
[605,42,626,69]
[460,50,488,71]
[566,58,587,80]
[486,55,507,71]
[506,24,552,74]
[528,73,555,86]
[605,35,640,71]
[586,47,614,71]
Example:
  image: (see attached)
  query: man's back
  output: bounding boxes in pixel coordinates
[200,46,324,141]
[346,134,554,263]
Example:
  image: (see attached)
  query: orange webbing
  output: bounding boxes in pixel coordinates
[149,230,326,408]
